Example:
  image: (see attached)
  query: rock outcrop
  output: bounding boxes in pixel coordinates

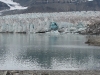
[0,2,9,11]
[86,20,100,35]
[85,36,100,46]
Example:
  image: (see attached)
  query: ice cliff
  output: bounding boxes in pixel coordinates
[0,11,100,33]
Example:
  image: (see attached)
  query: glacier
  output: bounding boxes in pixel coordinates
[0,11,100,34]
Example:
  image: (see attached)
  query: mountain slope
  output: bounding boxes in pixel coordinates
[11,0,100,12]
[0,0,100,15]
[0,1,9,11]
[0,0,27,10]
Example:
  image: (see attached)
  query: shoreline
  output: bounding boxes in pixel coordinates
[85,36,100,46]
[1,70,100,75]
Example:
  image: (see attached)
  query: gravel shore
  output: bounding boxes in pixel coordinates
[0,70,100,75]
[85,36,100,46]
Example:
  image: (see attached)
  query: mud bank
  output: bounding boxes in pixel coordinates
[0,70,100,75]
[85,36,100,46]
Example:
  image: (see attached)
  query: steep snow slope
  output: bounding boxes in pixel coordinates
[0,0,27,10]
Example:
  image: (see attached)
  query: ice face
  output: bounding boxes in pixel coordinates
[49,22,59,31]
[0,11,99,33]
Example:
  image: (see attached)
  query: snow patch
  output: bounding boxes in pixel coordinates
[88,0,93,1]
[0,0,27,10]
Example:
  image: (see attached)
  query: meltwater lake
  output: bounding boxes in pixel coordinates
[0,33,100,70]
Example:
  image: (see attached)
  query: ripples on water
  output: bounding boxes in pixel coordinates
[0,33,100,70]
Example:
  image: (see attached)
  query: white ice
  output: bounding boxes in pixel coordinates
[0,11,99,33]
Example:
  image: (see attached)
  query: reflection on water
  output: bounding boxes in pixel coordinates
[0,33,100,70]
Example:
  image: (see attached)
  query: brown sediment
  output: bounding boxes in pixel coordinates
[1,70,100,75]
[85,36,100,46]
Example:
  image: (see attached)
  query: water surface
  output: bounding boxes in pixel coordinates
[0,33,100,70]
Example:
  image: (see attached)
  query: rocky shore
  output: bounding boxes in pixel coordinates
[85,36,100,46]
[0,70,100,75]
[85,20,100,35]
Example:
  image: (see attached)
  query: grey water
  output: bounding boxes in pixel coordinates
[0,33,100,70]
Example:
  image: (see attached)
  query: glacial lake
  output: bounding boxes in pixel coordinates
[0,33,100,70]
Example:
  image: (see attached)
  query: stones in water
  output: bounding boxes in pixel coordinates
[6,71,12,75]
